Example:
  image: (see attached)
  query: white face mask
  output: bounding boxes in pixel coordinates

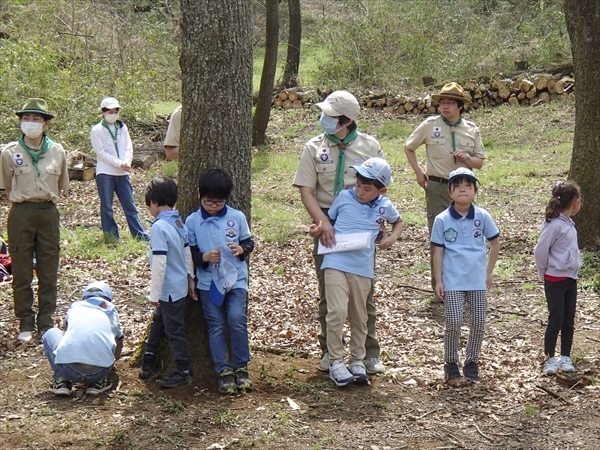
[20,122,44,139]
[104,113,119,124]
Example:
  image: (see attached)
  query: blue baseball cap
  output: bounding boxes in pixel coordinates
[350,157,392,187]
[448,167,479,184]
[82,281,114,302]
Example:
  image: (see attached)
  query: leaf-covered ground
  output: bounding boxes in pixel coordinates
[1,103,600,449]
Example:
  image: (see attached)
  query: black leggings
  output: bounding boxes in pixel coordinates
[544,278,577,358]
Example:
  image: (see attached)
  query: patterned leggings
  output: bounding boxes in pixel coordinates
[444,290,487,365]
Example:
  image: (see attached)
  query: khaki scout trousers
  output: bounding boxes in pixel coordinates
[314,237,380,359]
[426,180,452,290]
[324,269,372,363]
[8,202,60,332]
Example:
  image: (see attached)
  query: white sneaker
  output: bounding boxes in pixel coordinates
[329,361,355,387]
[364,357,386,374]
[558,355,576,373]
[318,352,330,372]
[543,357,558,375]
[18,331,33,342]
[348,361,369,383]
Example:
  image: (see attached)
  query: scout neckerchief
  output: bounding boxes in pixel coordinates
[154,210,187,240]
[325,128,359,196]
[18,135,54,176]
[101,119,120,158]
[440,115,462,164]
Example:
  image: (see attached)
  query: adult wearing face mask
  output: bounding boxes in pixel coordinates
[0,98,69,342]
[90,97,149,244]
[293,90,388,375]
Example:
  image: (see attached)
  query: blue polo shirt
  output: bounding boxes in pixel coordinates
[150,210,190,302]
[185,205,251,292]
[431,203,500,291]
[321,188,400,279]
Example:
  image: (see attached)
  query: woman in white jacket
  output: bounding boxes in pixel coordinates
[90,97,149,243]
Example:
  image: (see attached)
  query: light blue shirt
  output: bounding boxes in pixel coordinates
[186,205,252,291]
[54,300,123,367]
[150,210,190,302]
[321,188,401,279]
[431,203,500,291]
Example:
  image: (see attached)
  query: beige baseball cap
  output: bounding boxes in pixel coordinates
[315,90,360,121]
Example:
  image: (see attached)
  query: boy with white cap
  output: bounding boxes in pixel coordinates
[90,97,149,244]
[431,167,500,382]
[310,157,404,386]
[293,90,389,375]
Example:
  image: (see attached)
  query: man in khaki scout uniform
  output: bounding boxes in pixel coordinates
[404,82,486,290]
[164,104,181,160]
[1,99,69,342]
[293,90,388,375]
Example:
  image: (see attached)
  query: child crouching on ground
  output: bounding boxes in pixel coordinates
[185,169,255,395]
[431,167,500,382]
[311,157,404,387]
[139,177,197,388]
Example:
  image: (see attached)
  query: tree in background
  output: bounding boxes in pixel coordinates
[564,0,600,248]
[281,0,301,88]
[252,0,279,146]
[149,0,253,380]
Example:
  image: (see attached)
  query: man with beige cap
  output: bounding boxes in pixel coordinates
[404,82,486,290]
[293,90,388,374]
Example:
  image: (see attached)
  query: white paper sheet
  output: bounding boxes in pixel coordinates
[317,232,371,254]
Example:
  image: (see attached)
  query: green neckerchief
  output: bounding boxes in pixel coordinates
[325,128,359,196]
[18,135,54,176]
[441,115,462,164]
[101,119,120,158]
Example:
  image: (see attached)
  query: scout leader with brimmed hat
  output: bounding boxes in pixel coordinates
[404,82,486,290]
[1,98,69,343]
[293,90,390,376]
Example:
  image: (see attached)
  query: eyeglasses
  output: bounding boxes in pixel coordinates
[202,198,226,207]
[439,100,457,106]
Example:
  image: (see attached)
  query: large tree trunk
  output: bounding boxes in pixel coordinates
[252,0,279,146]
[565,0,600,248]
[147,0,253,382]
[281,0,301,88]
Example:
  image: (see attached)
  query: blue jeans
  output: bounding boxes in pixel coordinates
[95,174,149,242]
[200,288,250,374]
[42,328,111,383]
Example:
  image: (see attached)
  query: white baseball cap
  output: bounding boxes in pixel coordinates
[99,97,121,111]
[448,167,479,184]
[315,90,360,121]
[350,157,392,187]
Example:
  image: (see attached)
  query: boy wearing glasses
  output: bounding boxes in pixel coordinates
[403,82,486,289]
[185,169,255,395]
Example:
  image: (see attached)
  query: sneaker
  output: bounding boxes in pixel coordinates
[18,331,33,343]
[234,367,253,391]
[218,370,238,395]
[50,379,72,396]
[139,354,157,379]
[463,362,479,381]
[318,352,330,372]
[444,362,462,381]
[157,370,192,388]
[543,357,558,376]
[86,378,112,395]
[329,361,355,387]
[557,355,576,373]
[364,357,386,374]
[347,361,369,383]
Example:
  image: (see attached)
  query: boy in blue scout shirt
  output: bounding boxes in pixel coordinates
[185,169,255,395]
[138,177,197,388]
[42,281,123,396]
[431,167,500,382]
[310,157,404,387]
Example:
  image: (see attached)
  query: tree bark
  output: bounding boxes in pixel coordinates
[148,0,253,381]
[565,0,600,248]
[280,0,301,88]
[252,0,279,146]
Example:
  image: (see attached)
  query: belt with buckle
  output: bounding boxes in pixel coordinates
[428,176,448,183]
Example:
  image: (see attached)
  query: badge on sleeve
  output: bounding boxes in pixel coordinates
[433,126,441,138]
[317,147,330,162]
[14,152,24,166]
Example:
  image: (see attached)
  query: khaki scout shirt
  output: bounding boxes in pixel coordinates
[1,140,69,204]
[164,105,182,147]
[405,115,485,179]
[293,132,383,209]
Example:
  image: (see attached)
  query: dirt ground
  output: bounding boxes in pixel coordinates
[2,108,600,449]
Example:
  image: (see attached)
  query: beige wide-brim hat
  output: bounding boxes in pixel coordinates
[432,82,471,105]
[15,98,54,120]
